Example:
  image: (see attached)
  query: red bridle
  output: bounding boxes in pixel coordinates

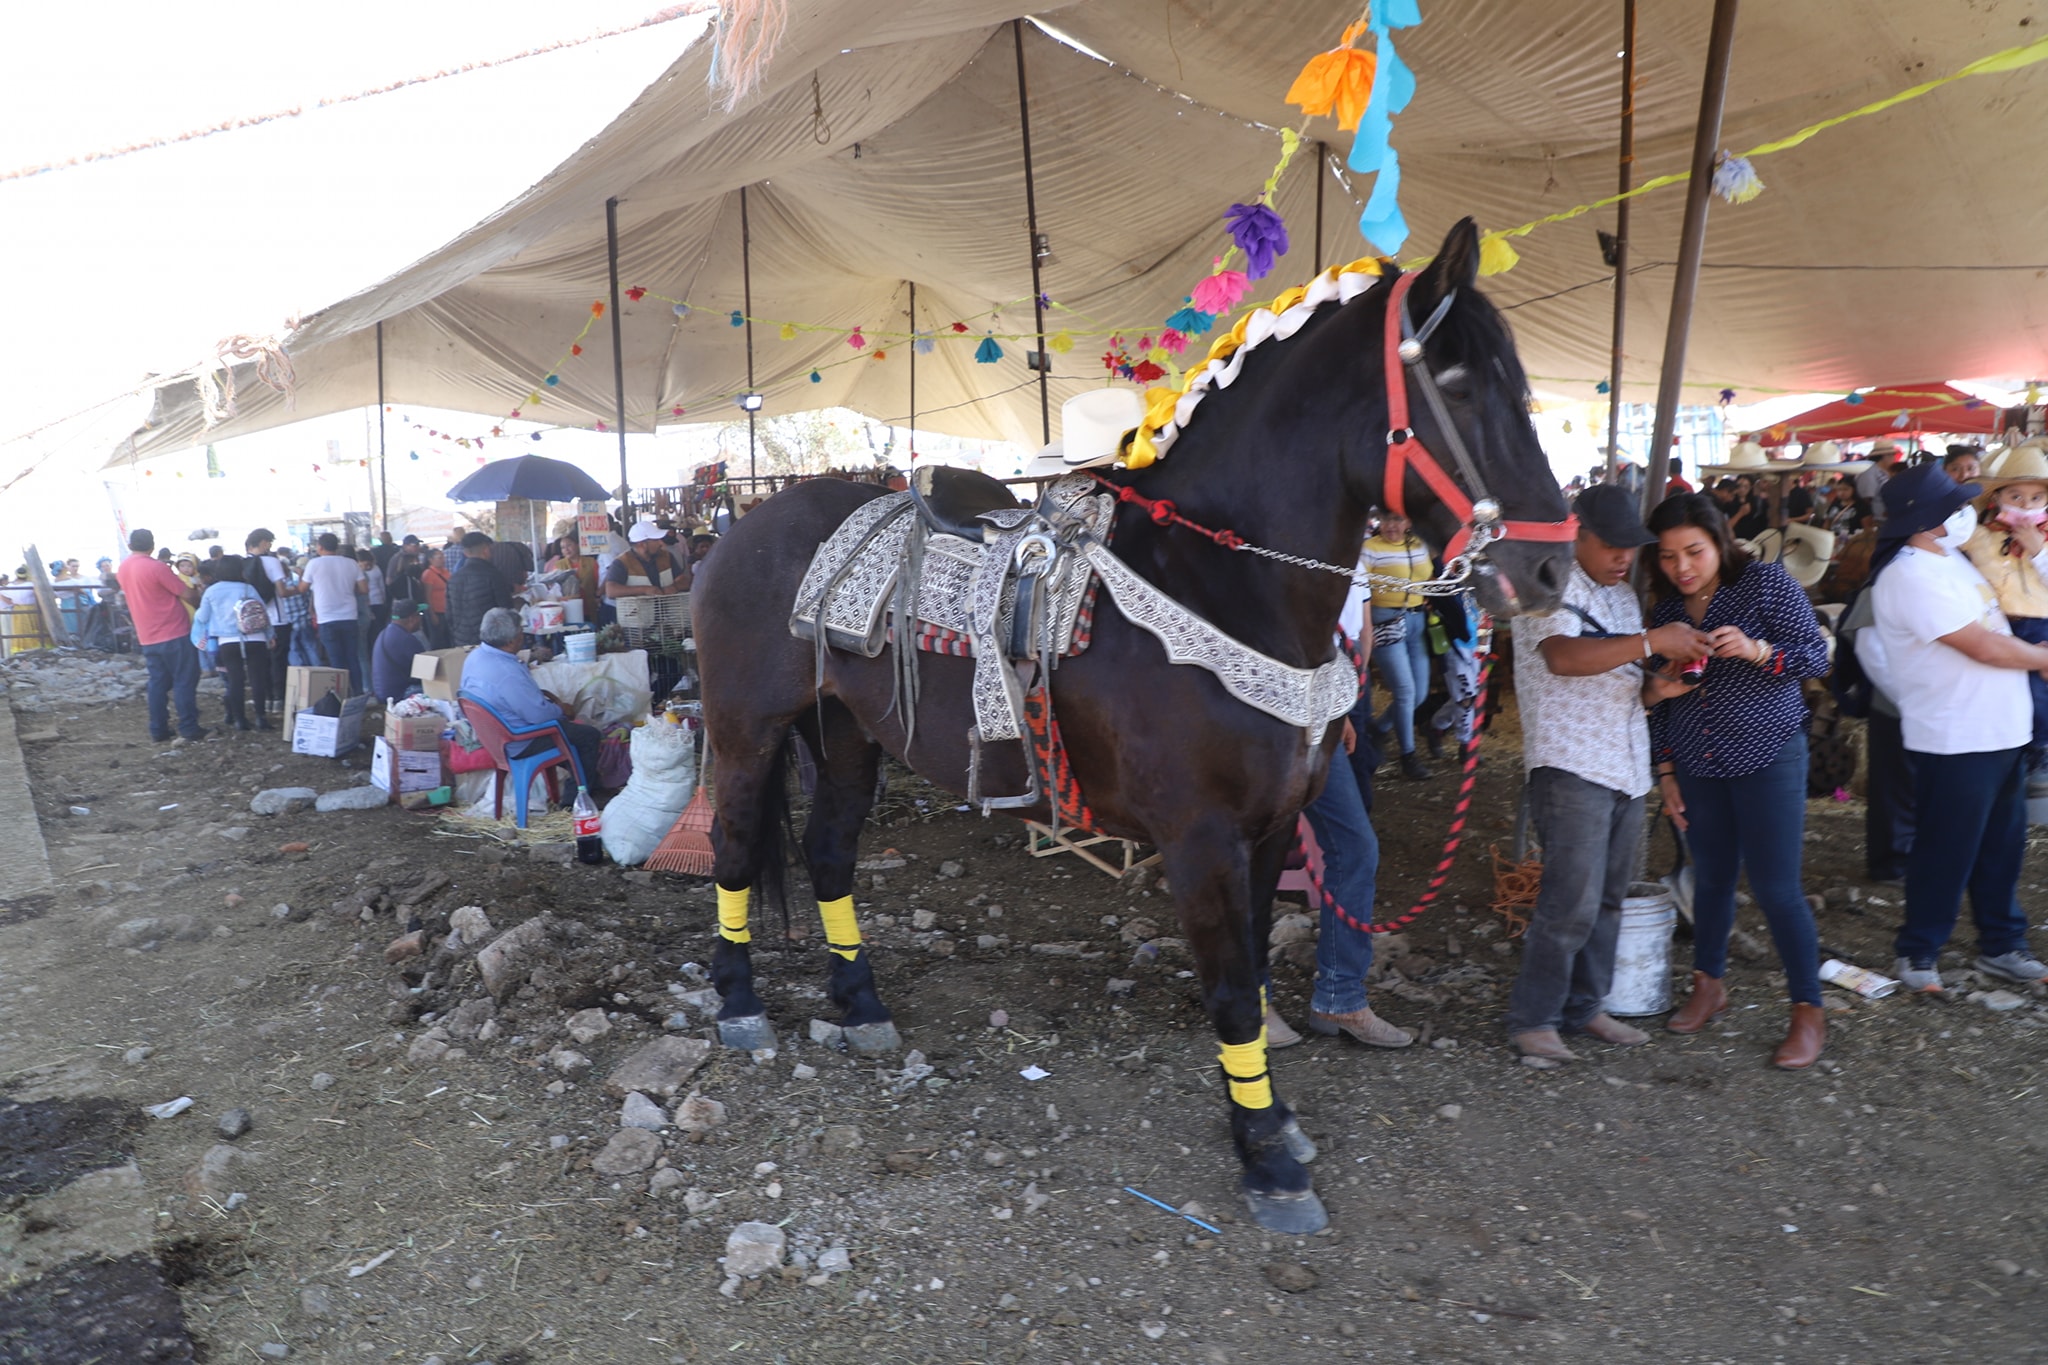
[1379,271,1577,562]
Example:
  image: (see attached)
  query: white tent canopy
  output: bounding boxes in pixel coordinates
[111,1,2048,467]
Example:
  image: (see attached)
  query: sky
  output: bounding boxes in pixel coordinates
[0,1,709,563]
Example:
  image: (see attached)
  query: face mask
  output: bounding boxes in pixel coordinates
[1935,503,1977,548]
[2001,505,2048,527]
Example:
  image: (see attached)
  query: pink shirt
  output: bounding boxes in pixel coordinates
[117,553,194,646]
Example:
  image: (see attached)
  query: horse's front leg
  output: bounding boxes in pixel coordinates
[1164,817,1328,1234]
[800,700,901,1057]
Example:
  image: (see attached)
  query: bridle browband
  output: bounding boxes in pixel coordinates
[1380,271,1578,561]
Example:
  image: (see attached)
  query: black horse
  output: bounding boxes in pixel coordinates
[690,219,1573,1232]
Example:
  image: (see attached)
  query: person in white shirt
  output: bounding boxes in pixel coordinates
[1503,486,1714,1065]
[300,533,368,691]
[1868,463,2048,991]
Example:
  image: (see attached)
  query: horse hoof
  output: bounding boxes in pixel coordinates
[1279,1118,1318,1165]
[843,1020,902,1058]
[1243,1187,1329,1235]
[717,1015,778,1052]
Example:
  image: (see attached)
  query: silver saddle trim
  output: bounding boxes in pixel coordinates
[1079,537,1357,733]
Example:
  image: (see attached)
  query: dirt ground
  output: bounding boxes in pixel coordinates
[3,655,2046,1364]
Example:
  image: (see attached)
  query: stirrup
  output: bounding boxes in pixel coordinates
[967,726,1041,813]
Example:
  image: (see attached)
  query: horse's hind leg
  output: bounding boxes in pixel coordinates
[1163,816,1328,1234]
[706,722,791,1052]
[796,698,901,1057]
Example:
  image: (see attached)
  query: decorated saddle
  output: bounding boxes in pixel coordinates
[789,467,1358,811]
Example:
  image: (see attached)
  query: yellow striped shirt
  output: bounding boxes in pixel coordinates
[1363,534,1431,610]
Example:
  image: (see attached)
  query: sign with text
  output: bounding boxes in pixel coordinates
[577,499,613,556]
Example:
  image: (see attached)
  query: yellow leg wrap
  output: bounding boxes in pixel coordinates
[1218,1033,1274,1110]
[716,885,751,944]
[818,895,861,962]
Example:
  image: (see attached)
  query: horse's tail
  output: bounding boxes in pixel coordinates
[754,728,797,950]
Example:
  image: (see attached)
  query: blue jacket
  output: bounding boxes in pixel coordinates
[459,643,562,734]
[190,581,273,648]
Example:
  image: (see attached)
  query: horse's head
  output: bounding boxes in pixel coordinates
[1345,218,1575,617]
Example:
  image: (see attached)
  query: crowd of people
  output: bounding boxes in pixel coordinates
[94,514,722,741]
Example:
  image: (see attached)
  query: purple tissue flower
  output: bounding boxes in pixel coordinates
[1225,201,1289,281]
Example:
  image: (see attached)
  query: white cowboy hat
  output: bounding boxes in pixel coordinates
[1699,440,1770,475]
[1795,440,1871,473]
[1978,440,2048,490]
[1020,388,1148,478]
[1745,520,1835,589]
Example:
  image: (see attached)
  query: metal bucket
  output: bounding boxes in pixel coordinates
[1603,882,1678,1017]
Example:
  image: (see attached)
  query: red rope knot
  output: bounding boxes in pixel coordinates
[1148,499,1178,525]
[1213,529,1245,550]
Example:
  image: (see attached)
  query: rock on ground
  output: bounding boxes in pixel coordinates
[674,1093,727,1133]
[314,787,388,813]
[723,1221,786,1278]
[476,914,563,998]
[566,1008,612,1045]
[591,1127,663,1176]
[619,1092,666,1131]
[249,787,317,817]
[449,905,494,942]
[604,1036,712,1099]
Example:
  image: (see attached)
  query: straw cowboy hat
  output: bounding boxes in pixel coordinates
[1745,521,1836,589]
[1978,440,2048,490]
[1794,440,1870,473]
[1021,388,1147,478]
[1698,440,1771,475]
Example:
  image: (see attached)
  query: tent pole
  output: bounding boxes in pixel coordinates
[1314,140,1326,272]
[741,185,757,484]
[1646,0,1739,524]
[1603,0,1634,485]
[606,196,632,520]
[1012,17,1051,446]
[375,321,387,534]
[908,280,917,464]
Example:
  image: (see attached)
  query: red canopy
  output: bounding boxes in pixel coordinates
[1751,383,2004,445]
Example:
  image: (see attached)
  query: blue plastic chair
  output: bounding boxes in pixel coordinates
[457,692,587,829]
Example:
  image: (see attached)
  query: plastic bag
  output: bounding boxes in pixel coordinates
[600,718,698,865]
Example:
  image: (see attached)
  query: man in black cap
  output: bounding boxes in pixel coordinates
[1503,485,1714,1065]
[1866,462,2048,991]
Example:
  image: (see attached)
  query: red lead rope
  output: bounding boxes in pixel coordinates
[1304,648,1493,934]
[1086,472,1247,549]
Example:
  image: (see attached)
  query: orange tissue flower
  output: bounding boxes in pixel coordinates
[1286,22,1377,130]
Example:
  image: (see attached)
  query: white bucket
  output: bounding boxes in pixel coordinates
[1603,882,1678,1017]
[562,598,586,625]
[563,630,597,663]
[527,601,566,633]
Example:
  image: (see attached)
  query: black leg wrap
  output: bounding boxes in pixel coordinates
[710,940,775,1049]
[1232,1099,1327,1234]
[827,951,901,1056]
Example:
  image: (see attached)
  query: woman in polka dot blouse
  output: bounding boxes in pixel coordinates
[1645,494,1831,1070]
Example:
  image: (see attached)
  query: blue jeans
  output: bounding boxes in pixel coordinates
[2010,616,2048,752]
[140,636,202,739]
[1371,606,1431,754]
[318,619,363,692]
[289,621,324,666]
[1895,746,2031,962]
[1863,710,1916,880]
[1303,741,1381,1016]
[1676,731,1821,1005]
[1505,767,1644,1034]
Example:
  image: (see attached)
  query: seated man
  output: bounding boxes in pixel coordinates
[461,608,603,794]
[371,600,426,703]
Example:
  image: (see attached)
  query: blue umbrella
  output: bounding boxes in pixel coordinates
[445,454,607,503]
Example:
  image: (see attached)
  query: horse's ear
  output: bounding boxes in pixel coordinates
[1415,217,1481,304]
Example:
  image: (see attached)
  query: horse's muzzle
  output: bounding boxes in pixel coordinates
[1473,539,1572,617]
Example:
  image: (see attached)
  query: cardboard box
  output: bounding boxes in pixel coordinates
[410,647,471,702]
[291,694,369,758]
[282,666,349,732]
[384,711,445,752]
[371,737,443,796]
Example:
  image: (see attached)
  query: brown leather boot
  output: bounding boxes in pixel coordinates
[1771,1003,1826,1070]
[1665,971,1729,1034]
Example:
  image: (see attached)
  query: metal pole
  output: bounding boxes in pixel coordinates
[1313,140,1327,272]
[741,185,757,483]
[605,196,632,519]
[375,321,387,533]
[1645,0,1740,524]
[1604,0,1635,485]
[907,280,917,463]
[1013,17,1051,446]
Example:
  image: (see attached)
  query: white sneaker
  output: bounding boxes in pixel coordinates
[1894,956,1943,993]
[1976,949,2048,986]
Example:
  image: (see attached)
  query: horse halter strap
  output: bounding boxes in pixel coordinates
[1380,272,1577,561]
